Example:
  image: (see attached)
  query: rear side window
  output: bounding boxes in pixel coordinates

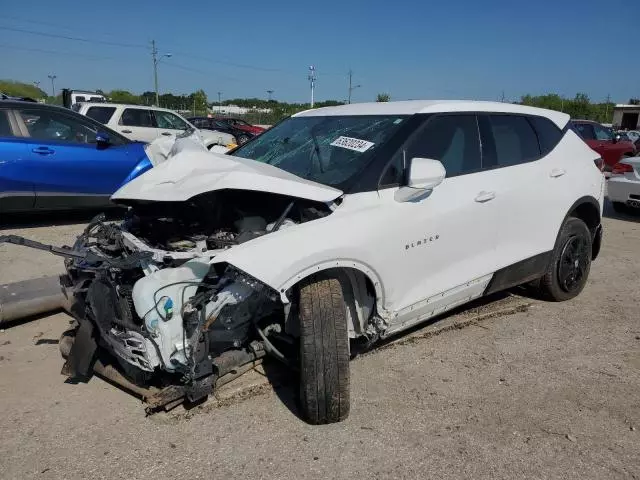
[482,115,540,168]
[403,114,482,177]
[85,106,116,124]
[572,122,595,140]
[528,116,563,156]
[120,108,155,127]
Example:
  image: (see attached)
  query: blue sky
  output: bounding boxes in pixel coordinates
[1,0,638,104]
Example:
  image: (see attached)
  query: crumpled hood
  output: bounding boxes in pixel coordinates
[111,149,343,203]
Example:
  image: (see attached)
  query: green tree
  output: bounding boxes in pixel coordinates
[107,90,142,104]
[0,80,47,99]
[376,93,390,102]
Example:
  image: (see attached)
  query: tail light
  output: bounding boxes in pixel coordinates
[611,162,633,175]
[594,158,604,171]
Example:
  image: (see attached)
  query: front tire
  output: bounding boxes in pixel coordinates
[298,274,350,424]
[537,217,592,301]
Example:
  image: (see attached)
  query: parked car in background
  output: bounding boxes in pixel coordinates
[608,156,640,214]
[76,103,236,150]
[624,130,640,144]
[570,120,636,171]
[0,100,152,213]
[212,116,265,136]
[187,116,257,145]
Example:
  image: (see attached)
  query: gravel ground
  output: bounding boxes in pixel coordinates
[0,205,639,479]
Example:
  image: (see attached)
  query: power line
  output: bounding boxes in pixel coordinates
[0,43,120,60]
[0,25,146,49]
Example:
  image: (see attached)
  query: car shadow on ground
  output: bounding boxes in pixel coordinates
[0,208,125,229]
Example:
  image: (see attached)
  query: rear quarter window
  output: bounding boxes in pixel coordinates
[528,116,563,156]
[85,106,116,124]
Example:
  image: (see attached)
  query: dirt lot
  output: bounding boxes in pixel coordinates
[0,205,639,480]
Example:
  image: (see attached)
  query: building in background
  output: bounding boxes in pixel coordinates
[612,104,640,130]
[210,104,272,115]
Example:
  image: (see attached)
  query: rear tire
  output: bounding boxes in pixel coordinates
[298,274,350,424]
[537,217,592,302]
[238,134,250,145]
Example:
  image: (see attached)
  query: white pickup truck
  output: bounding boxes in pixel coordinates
[75,103,236,149]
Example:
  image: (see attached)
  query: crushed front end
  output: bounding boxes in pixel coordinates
[49,190,332,409]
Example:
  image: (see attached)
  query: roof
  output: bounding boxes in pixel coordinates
[294,100,571,128]
[0,100,67,110]
[76,102,175,112]
[614,104,640,109]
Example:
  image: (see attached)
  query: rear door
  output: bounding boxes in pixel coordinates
[15,107,142,209]
[0,107,35,212]
[478,114,567,270]
[153,110,190,138]
[117,108,158,142]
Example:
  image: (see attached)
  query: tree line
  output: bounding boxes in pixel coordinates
[2,79,635,124]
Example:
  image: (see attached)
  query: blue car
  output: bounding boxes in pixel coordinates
[0,100,152,213]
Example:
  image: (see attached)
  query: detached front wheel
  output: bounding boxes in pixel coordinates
[298,274,350,424]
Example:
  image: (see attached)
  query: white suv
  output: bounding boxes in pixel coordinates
[75,103,236,149]
[11,100,604,425]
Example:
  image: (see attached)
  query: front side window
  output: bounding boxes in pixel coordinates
[231,115,407,188]
[594,124,613,141]
[155,111,188,130]
[85,106,116,124]
[483,115,540,167]
[120,108,155,127]
[402,114,482,177]
[18,108,98,144]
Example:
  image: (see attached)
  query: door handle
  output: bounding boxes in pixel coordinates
[121,129,132,133]
[161,132,172,136]
[475,191,496,203]
[32,147,54,155]
[550,168,566,178]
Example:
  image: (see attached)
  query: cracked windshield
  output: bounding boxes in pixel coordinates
[232,115,406,186]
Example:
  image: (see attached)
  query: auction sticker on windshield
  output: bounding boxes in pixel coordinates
[330,136,375,153]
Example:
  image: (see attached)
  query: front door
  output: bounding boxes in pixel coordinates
[373,114,501,334]
[14,107,141,209]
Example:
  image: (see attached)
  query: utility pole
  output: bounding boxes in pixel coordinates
[347,69,361,104]
[151,40,171,107]
[605,93,611,121]
[47,75,57,98]
[267,89,274,101]
[308,65,316,108]
[217,92,222,113]
[500,90,505,103]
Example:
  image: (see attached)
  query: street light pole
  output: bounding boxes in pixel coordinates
[347,70,361,104]
[267,89,274,101]
[217,92,222,113]
[151,40,171,107]
[308,66,316,108]
[47,75,57,98]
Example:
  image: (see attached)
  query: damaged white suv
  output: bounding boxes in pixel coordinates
[3,100,605,424]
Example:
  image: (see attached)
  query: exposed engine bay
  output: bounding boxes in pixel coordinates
[41,189,333,408]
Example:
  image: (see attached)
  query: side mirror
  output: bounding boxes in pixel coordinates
[395,157,446,202]
[613,134,621,143]
[96,131,111,147]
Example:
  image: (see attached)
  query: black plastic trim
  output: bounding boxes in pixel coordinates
[484,251,552,296]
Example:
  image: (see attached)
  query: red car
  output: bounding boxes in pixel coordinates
[213,117,265,136]
[570,120,636,171]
